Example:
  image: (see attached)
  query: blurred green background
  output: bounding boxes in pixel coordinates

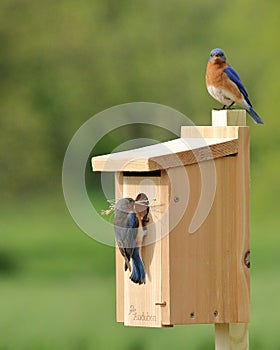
[1,0,279,349]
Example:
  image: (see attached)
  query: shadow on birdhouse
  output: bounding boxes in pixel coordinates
[92,110,250,328]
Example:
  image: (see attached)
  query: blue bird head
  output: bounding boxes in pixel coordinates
[209,48,226,62]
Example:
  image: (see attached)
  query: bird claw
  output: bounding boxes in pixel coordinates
[214,103,235,111]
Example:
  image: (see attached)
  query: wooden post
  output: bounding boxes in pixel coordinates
[215,324,249,350]
[212,109,249,350]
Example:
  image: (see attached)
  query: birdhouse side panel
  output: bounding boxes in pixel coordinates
[167,154,249,324]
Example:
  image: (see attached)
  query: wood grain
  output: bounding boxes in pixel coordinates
[91,137,238,172]
[166,156,245,324]
[215,323,249,350]
[115,172,170,327]
[115,172,124,322]
[212,109,247,126]
[181,126,240,138]
[212,109,250,349]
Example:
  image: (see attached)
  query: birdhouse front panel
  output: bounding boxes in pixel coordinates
[115,171,171,327]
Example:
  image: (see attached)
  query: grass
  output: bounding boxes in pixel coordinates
[0,192,279,349]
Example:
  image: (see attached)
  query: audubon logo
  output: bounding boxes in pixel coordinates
[128,305,157,322]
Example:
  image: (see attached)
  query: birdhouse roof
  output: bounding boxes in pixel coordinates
[91,126,241,172]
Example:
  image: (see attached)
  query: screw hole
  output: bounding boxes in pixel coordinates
[190,312,195,318]
[214,310,218,317]
[244,250,250,268]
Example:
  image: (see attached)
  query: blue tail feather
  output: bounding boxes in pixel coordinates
[247,106,264,124]
[130,248,145,284]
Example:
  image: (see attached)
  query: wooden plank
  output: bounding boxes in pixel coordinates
[150,139,238,170]
[212,109,246,126]
[215,323,249,350]
[157,170,172,327]
[212,112,250,324]
[235,127,250,321]
[115,172,124,322]
[213,109,250,349]
[181,110,246,138]
[92,137,238,172]
[215,324,230,349]
[115,173,169,327]
[167,156,240,324]
[181,126,240,138]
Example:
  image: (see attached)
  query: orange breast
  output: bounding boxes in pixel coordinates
[206,61,227,86]
[206,61,243,100]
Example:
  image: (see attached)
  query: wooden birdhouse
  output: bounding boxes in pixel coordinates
[91,110,250,332]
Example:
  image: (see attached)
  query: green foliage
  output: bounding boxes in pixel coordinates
[0,249,19,275]
[0,0,279,205]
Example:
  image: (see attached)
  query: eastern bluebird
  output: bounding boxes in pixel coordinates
[206,48,264,124]
[114,194,149,285]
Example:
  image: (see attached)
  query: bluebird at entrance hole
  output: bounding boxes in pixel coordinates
[114,194,149,285]
[206,48,264,124]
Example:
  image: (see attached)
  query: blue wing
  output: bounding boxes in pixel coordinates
[126,212,146,284]
[114,207,138,253]
[114,201,146,284]
[224,66,252,107]
[124,212,138,253]
[127,211,138,229]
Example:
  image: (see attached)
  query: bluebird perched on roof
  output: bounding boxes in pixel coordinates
[114,194,149,285]
[206,48,264,124]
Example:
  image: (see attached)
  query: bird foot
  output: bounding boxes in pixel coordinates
[213,107,226,111]
[226,102,235,109]
[214,103,235,111]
